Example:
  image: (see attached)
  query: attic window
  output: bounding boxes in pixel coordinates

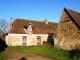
[27,24,32,34]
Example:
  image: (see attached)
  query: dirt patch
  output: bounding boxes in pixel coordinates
[2,50,55,60]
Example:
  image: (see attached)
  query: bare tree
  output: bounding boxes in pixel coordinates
[0,19,9,40]
[0,19,9,33]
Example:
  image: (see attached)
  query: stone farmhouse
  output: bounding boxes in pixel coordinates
[6,7,80,50]
[54,8,80,50]
[6,18,58,46]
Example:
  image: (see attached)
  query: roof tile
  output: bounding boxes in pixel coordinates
[10,18,58,34]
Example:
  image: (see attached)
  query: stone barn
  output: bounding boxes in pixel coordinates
[54,8,80,50]
[6,18,58,46]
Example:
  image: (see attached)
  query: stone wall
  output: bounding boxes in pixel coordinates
[6,34,50,46]
[5,35,8,45]
[54,9,80,50]
[7,34,22,46]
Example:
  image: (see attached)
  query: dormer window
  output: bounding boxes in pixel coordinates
[24,22,33,34]
[27,24,32,34]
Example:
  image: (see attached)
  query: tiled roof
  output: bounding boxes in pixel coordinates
[65,8,80,26]
[9,27,27,34]
[9,18,58,34]
[33,30,54,34]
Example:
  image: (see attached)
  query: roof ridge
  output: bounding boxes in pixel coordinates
[64,7,80,14]
[64,7,80,26]
[15,18,44,22]
[14,18,56,23]
[48,22,58,24]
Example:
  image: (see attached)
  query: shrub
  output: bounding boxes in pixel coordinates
[69,49,80,60]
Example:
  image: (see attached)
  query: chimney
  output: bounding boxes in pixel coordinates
[44,19,48,24]
[10,18,13,30]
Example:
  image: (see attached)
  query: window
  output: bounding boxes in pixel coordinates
[37,36,41,45]
[22,36,27,46]
[27,25,32,34]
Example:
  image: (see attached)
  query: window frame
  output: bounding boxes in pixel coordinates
[22,36,27,46]
[37,36,41,45]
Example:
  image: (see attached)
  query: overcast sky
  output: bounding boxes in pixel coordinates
[0,0,80,23]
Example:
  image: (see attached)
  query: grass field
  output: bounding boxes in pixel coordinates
[4,45,80,60]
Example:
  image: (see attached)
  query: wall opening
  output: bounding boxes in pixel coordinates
[37,36,41,45]
[22,36,27,46]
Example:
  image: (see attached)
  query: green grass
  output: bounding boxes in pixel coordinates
[0,53,5,60]
[6,45,80,60]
